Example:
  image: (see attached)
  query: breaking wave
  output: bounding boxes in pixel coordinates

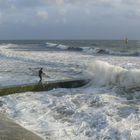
[46,42,82,51]
[0,42,139,57]
[88,60,140,89]
[84,47,140,56]
[46,42,69,50]
[46,42,140,56]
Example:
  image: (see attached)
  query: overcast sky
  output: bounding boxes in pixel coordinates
[0,0,140,40]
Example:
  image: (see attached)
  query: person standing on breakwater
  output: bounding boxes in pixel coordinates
[39,68,43,82]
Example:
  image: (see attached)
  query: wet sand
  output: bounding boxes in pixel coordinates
[0,114,43,140]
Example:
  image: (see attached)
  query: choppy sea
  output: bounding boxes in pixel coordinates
[0,40,140,140]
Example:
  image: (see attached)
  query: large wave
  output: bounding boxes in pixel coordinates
[88,60,140,89]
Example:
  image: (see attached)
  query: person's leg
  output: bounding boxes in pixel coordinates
[39,75,42,81]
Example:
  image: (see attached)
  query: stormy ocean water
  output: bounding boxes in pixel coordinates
[0,40,140,140]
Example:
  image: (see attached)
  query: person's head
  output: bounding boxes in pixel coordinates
[40,68,43,70]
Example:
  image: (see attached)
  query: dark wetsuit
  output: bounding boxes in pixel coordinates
[39,68,43,81]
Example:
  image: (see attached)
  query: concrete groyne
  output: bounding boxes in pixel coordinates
[0,79,89,96]
[0,114,43,140]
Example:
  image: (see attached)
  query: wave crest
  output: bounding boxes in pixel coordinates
[46,42,140,56]
[88,61,140,89]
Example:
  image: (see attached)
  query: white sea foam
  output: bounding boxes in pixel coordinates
[0,87,140,140]
[88,60,126,86]
[56,44,69,50]
[88,60,140,89]
[0,43,79,63]
[46,42,58,47]
[46,42,68,50]
[0,43,87,85]
[0,43,140,140]
[1,44,140,89]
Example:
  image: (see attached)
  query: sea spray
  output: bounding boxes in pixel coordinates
[87,60,140,89]
[87,60,127,87]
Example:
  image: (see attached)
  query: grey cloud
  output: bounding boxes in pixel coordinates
[0,0,12,9]
[0,0,140,39]
[14,0,43,8]
[122,0,140,5]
